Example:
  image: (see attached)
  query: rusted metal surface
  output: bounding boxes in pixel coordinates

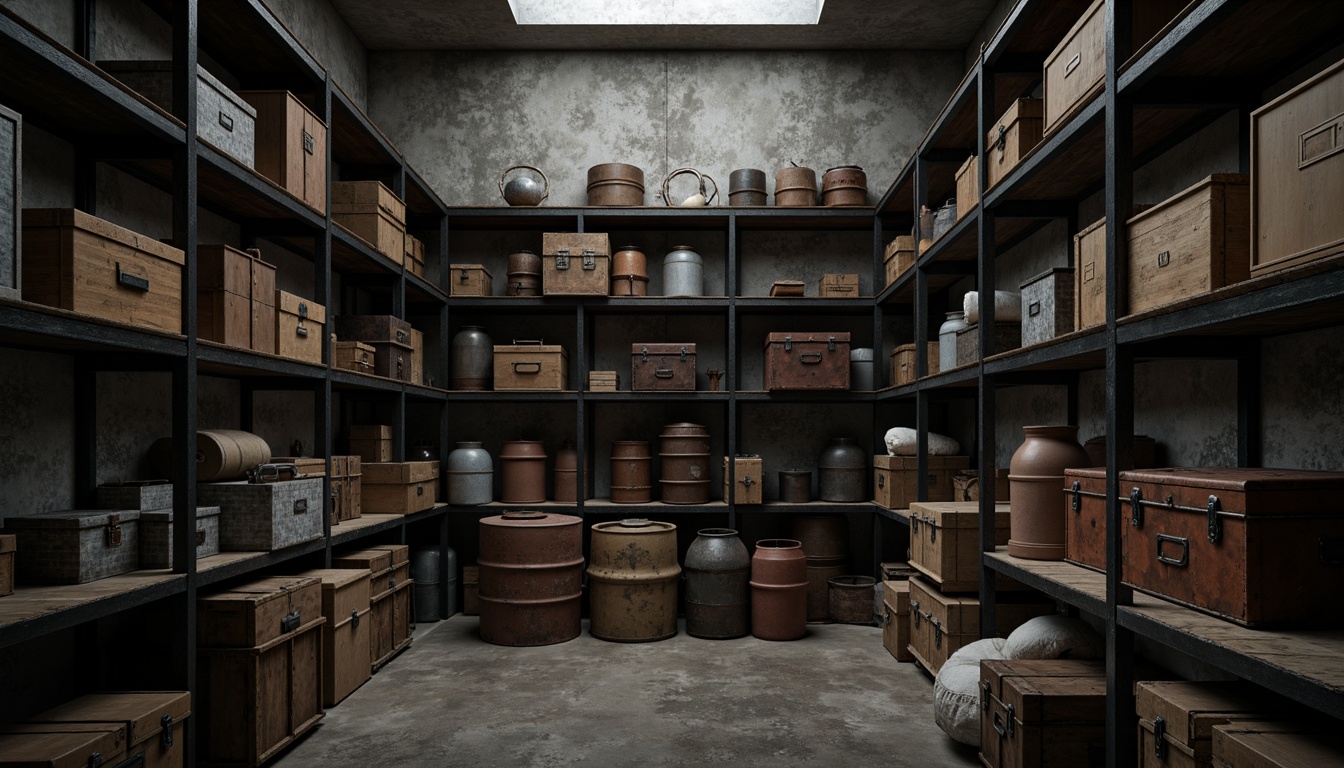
[749,539,807,640]
[684,528,750,639]
[611,245,648,296]
[552,439,581,503]
[789,514,849,560]
[818,437,866,502]
[659,422,710,504]
[506,250,541,296]
[821,165,867,207]
[587,519,681,642]
[774,166,817,207]
[728,168,767,206]
[450,326,492,390]
[610,441,653,503]
[500,440,547,504]
[778,470,812,503]
[587,163,645,206]
[828,575,876,624]
[478,511,583,646]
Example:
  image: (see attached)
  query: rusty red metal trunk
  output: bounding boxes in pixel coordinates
[477,511,583,646]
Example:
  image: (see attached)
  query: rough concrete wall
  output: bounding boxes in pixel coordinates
[1261,327,1344,470]
[0,0,74,47]
[368,49,964,206]
[739,404,877,502]
[264,0,369,107]
[0,350,75,518]
[962,0,1016,72]
[95,0,171,61]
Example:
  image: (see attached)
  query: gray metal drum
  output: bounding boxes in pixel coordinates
[663,245,703,297]
[446,441,493,505]
[849,347,875,391]
[412,546,441,622]
[728,168,768,206]
[684,528,751,639]
[818,437,866,502]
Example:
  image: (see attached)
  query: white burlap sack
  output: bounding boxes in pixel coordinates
[884,427,961,456]
[933,637,1009,747]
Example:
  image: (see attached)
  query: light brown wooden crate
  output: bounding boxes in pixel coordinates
[239,90,327,213]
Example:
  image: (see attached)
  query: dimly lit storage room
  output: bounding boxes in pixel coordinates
[1,0,1342,766]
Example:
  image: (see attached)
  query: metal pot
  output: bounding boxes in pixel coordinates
[821,165,866,207]
[817,437,866,502]
[587,519,681,642]
[499,164,549,206]
[938,311,968,372]
[728,168,768,206]
[662,167,718,207]
[849,347,875,391]
[778,470,812,503]
[775,165,817,207]
[450,326,492,390]
[500,440,547,504]
[478,511,583,646]
[749,539,808,641]
[663,245,703,297]
[506,250,542,297]
[587,163,645,206]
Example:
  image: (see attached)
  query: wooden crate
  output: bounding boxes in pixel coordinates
[297,569,372,707]
[369,341,412,381]
[872,455,969,510]
[409,327,424,385]
[955,322,1020,367]
[1251,57,1344,277]
[26,691,191,768]
[542,232,610,296]
[404,234,426,277]
[1212,723,1344,768]
[6,510,141,585]
[198,575,322,647]
[332,180,405,263]
[819,273,859,298]
[985,98,1043,189]
[333,546,411,672]
[952,469,1011,502]
[769,280,803,297]
[249,256,276,355]
[1137,681,1287,768]
[264,457,326,478]
[906,576,1054,675]
[631,343,696,391]
[329,455,363,525]
[139,506,221,570]
[763,332,850,390]
[890,342,939,386]
[274,290,325,365]
[196,478,325,552]
[0,102,20,300]
[0,534,13,597]
[587,371,619,391]
[955,155,977,220]
[349,425,392,463]
[196,244,253,349]
[333,340,375,375]
[449,264,493,296]
[1064,467,1107,571]
[494,342,569,390]
[908,500,1012,593]
[335,314,411,347]
[880,578,911,662]
[0,724,130,767]
[883,235,915,288]
[980,659,1106,768]
[1126,174,1250,316]
[1073,217,1107,330]
[239,90,327,213]
[1020,266,1075,347]
[22,208,184,334]
[96,480,172,512]
[1119,467,1344,627]
[361,462,439,515]
[723,455,763,504]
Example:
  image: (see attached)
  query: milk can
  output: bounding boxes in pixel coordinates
[938,311,968,372]
[450,326,492,390]
[446,441,493,505]
[663,245,703,297]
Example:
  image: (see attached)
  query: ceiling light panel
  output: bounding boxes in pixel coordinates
[509,0,824,25]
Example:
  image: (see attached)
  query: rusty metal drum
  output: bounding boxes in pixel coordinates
[506,250,541,297]
[818,437,866,502]
[684,528,750,639]
[749,539,808,641]
[778,470,812,502]
[587,163,645,206]
[587,519,681,642]
[478,511,583,646]
[828,575,876,624]
[610,441,653,503]
[789,514,849,560]
[659,422,710,504]
[821,165,867,207]
[774,166,817,207]
[728,168,768,206]
[500,440,547,504]
[552,439,581,502]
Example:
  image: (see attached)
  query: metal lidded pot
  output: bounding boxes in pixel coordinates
[821,165,867,207]
[446,441,493,505]
[774,164,817,207]
[450,325,492,390]
[506,250,542,296]
[817,437,866,502]
[587,163,645,206]
[728,168,768,206]
[499,164,549,206]
[663,245,703,297]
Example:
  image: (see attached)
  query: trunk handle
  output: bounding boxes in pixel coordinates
[1156,534,1189,567]
[512,362,542,374]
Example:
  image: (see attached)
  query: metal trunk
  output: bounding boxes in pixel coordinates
[478,511,583,646]
[684,528,750,639]
[587,519,681,642]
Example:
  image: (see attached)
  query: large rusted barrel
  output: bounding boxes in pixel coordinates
[684,528,750,639]
[659,422,710,504]
[791,514,849,621]
[750,539,807,640]
[587,519,681,642]
[478,511,583,646]
[828,575,876,624]
[587,163,645,206]
[500,440,547,504]
[610,441,653,503]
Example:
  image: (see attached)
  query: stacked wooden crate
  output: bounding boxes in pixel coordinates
[333,544,413,672]
[298,568,372,707]
[336,314,414,382]
[332,181,405,264]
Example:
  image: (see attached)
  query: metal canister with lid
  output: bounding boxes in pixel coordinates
[506,250,541,296]
[663,245,703,297]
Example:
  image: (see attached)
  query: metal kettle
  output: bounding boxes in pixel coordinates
[499,164,549,206]
[661,167,718,207]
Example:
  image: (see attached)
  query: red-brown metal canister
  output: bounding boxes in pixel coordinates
[749,539,807,640]
[821,165,867,207]
[587,163,645,206]
[552,439,583,502]
[506,250,542,297]
[611,245,649,296]
[587,519,681,642]
[610,441,652,503]
[778,470,812,502]
[610,274,649,296]
[658,422,711,504]
[684,528,751,639]
[500,440,547,504]
[478,511,583,646]
[774,166,817,207]
[827,575,876,624]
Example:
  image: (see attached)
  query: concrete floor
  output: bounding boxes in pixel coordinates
[273,616,981,768]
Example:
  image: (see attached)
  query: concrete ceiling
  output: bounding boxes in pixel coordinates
[330,0,1003,51]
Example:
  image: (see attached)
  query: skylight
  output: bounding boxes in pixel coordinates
[508,0,825,26]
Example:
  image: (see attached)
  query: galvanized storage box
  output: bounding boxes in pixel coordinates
[139,505,221,570]
[542,232,610,296]
[332,180,406,263]
[631,343,697,391]
[196,477,324,552]
[96,480,172,512]
[0,102,18,301]
[955,322,1020,367]
[361,461,440,515]
[1019,267,1075,346]
[6,509,140,585]
[238,90,327,213]
[494,341,568,390]
[763,332,851,390]
[101,60,256,169]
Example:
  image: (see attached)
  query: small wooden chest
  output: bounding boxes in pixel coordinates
[264,457,326,478]
[249,255,276,354]
[371,341,413,381]
[632,343,697,391]
[955,322,1020,367]
[884,235,915,288]
[332,180,406,263]
[819,273,859,298]
[26,691,191,768]
[872,455,969,510]
[955,155,978,220]
[763,332,851,390]
[297,568,372,707]
[908,500,1013,593]
[197,244,259,349]
[723,455,763,504]
[404,234,426,277]
[986,98,1043,189]
[1120,467,1344,627]
[1137,681,1286,768]
[891,342,939,386]
[1019,267,1075,347]
[1064,467,1107,571]
[7,510,140,585]
[880,578,911,662]
[367,544,413,668]
[96,480,172,511]
[906,576,1054,675]
[239,90,327,213]
[0,724,130,767]
[0,534,13,597]
[335,313,412,347]
[362,461,440,515]
[348,424,392,463]
[330,455,363,524]
[22,208,185,334]
[449,264,493,296]
[542,232,610,296]
[980,659,1107,768]
[1126,174,1250,316]
[494,341,569,390]
[274,290,325,365]
[333,340,375,374]
[196,477,325,552]
[197,576,324,767]
[139,506,221,570]
[0,102,18,301]
[1212,723,1344,768]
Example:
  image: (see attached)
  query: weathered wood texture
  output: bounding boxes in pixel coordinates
[332,181,405,263]
[448,264,493,296]
[361,462,439,515]
[1212,723,1344,768]
[986,98,1043,189]
[348,425,392,464]
[763,332,851,390]
[494,342,569,391]
[632,343,697,391]
[907,576,1055,674]
[891,342,940,386]
[980,659,1106,768]
[297,568,372,708]
[239,90,327,213]
[0,535,14,597]
[196,478,325,552]
[818,273,859,298]
[1136,681,1293,768]
[883,236,914,288]
[405,235,425,277]
[1064,468,1107,572]
[334,341,375,374]
[249,256,276,354]
[542,232,610,296]
[881,578,911,662]
[0,724,129,767]
[908,500,1012,593]
[274,290,325,365]
[7,510,141,585]
[27,691,191,768]
[723,456,763,504]
[872,456,968,510]
[955,155,977,220]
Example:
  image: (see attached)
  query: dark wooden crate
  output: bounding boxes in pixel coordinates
[631,343,697,391]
